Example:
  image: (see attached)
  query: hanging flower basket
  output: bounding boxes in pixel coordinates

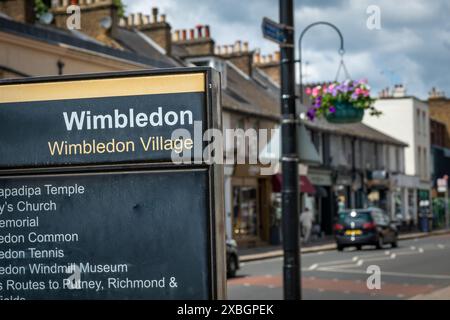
[325,101,364,123]
[305,79,381,123]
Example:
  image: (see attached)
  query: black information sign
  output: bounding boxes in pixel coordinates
[0,69,225,300]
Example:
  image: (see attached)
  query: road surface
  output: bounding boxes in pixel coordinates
[228,233,450,299]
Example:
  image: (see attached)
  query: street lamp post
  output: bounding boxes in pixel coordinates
[279,0,301,300]
[298,21,345,104]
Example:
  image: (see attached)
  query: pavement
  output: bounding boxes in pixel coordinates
[229,230,450,300]
[410,285,450,300]
[239,229,450,262]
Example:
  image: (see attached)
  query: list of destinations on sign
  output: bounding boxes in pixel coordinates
[0,69,224,300]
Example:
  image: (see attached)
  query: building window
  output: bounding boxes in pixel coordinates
[417,146,422,177]
[396,148,401,173]
[322,133,331,166]
[423,147,427,180]
[422,111,427,137]
[417,109,421,135]
[311,130,323,163]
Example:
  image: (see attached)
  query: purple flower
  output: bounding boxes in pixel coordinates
[306,108,316,121]
[314,98,322,108]
[329,106,336,113]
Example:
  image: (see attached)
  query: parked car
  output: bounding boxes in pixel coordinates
[334,208,398,251]
[226,239,240,278]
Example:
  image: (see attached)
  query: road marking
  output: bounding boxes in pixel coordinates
[317,267,450,280]
[268,285,275,289]
[437,244,445,249]
[243,283,251,287]
[308,264,318,270]
[317,251,324,255]
[356,259,364,266]
[410,246,416,250]
[264,274,272,278]
[390,253,396,259]
[318,288,325,292]
[418,248,424,253]
[397,294,405,298]
[385,250,391,255]
[352,256,359,262]
[243,257,283,265]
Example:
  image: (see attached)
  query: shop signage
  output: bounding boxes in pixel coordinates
[437,178,448,193]
[0,69,225,300]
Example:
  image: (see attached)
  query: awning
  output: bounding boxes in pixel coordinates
[272,174,316,195]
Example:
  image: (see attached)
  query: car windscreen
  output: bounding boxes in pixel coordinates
[338,211,372,225]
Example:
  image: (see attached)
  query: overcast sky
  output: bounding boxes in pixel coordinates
[123,0,450,99]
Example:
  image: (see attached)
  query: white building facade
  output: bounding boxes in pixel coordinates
[364,92,432,226]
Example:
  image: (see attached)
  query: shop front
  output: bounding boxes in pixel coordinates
[308,168,334,235]
[366,170,391,214]
[271,173,316,241]
[418,188,432,232]
[335,173,353,211]
[390,174,420,228]
[231,164,272,248]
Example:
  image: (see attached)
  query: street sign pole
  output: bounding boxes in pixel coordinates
[279,0,301,300]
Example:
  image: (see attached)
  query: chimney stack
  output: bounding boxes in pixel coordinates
[254,50,281,85]
[393,84,406,98]
[51,0,120,44]
[136,13,143,26]
[196,25,203,38]
[152,7,158,23]
[215,40,254,76]
[234,40,242,53]
[172,25,215,57]
[137,7,172,55]
[429,87,445,99]
[0,0,36,24]
[242,42,249,52]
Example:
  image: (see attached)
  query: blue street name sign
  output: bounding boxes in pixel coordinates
[262,17,287,44]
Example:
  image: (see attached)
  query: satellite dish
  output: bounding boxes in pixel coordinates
[100,16,112,29]
[39,12,54,25]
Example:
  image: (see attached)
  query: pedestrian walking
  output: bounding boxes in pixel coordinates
[300,207,315,243]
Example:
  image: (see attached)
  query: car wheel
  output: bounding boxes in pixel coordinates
[227,255,238,278]
[391,238,398,248]
[337,245,344,252]
[376,236,384,249]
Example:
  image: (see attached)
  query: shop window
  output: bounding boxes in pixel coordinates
[233,186,258,238]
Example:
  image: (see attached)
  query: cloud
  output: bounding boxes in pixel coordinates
[123,0,450,99]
